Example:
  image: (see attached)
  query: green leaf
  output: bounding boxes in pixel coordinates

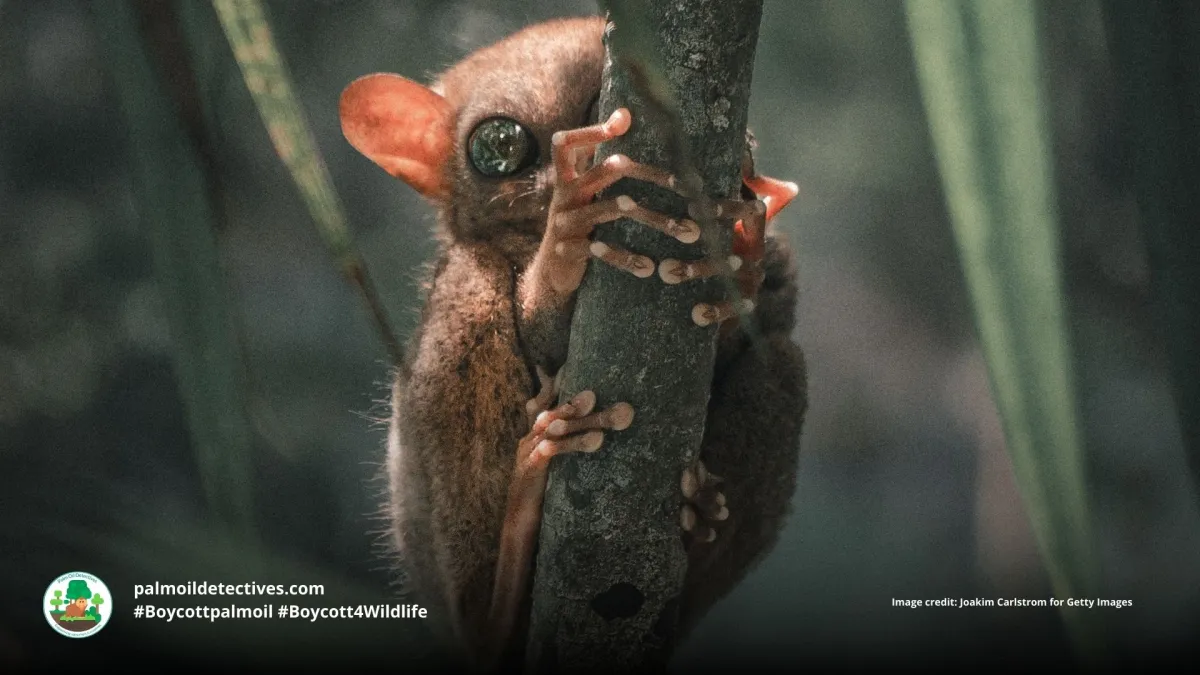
[904,0,1103,659]
[209,0,402,365]
[92,0,256,537]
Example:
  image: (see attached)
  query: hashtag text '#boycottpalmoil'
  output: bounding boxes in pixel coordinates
[133,604,429,621]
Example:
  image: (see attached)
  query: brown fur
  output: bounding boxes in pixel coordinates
[364,16,807,665]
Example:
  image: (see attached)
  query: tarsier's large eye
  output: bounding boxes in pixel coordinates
[467,117,538,177]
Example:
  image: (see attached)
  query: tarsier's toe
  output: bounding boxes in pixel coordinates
[692,299,754,327]
[680,505,718,543]
[532,398,635,460]
[658,255,742,285]
[535,431,604,458]
[680,460,727,543]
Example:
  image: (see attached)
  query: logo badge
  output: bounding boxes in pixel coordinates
[44,572,112,638]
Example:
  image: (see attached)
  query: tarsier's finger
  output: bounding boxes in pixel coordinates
[680,462,729,521]
[719,199,773,262]
[551,196,699,244]
[616,196,701,243]
[692,299,755,327]
[658,255,743,285]
[531,390,597,435]
[545,402,634,438]
[681,461,723,494]
[552,238,592,262]
[570,154,681,202]
[533,431,605,460]
[552,108,631,183]
[552,199,622,240]
[687,197,765,223]
[589,242,655,279]
[547,242,591,293]
[681,463,701,499]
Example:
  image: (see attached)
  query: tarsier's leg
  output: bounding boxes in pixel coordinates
[677,331,807,636]
[480,368,633,670]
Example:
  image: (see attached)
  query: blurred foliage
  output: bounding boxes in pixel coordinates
[210,0,402,365]
[1099,0,1200,501]
[93,0,257,537]
[905,0,1101,658]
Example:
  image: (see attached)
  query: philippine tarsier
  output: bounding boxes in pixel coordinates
[339,15,807,671]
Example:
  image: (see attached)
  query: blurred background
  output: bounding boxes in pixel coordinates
[1,0,1197,670]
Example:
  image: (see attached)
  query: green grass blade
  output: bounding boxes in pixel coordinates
[92,0,256,537]
[904,0,1102,658]
[209,0,402,365]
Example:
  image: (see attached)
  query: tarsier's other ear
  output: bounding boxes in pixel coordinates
[339,73,454,200]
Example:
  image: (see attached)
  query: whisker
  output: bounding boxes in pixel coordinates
[507,187,540,209]
[487,178,537,207]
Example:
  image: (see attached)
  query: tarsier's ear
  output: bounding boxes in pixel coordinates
[339,73,454,200]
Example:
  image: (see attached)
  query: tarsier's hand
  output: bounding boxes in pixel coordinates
[535,107,697,294]
[535,107,799,328]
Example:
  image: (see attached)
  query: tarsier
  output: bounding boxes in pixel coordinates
[340,15,807,671]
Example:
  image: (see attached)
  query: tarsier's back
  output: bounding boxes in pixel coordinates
[340,14,806,671]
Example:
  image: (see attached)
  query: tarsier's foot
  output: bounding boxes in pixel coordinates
[679,459,728,543]
[519,367,635,466]
[486,367,634,667]
[662,169,799,328]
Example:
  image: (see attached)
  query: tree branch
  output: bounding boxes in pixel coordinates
[526,1,764,671]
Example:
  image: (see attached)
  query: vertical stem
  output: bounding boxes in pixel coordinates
[904,0,1102,660]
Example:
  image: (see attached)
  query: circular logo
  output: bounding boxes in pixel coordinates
[44,572,112,638]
